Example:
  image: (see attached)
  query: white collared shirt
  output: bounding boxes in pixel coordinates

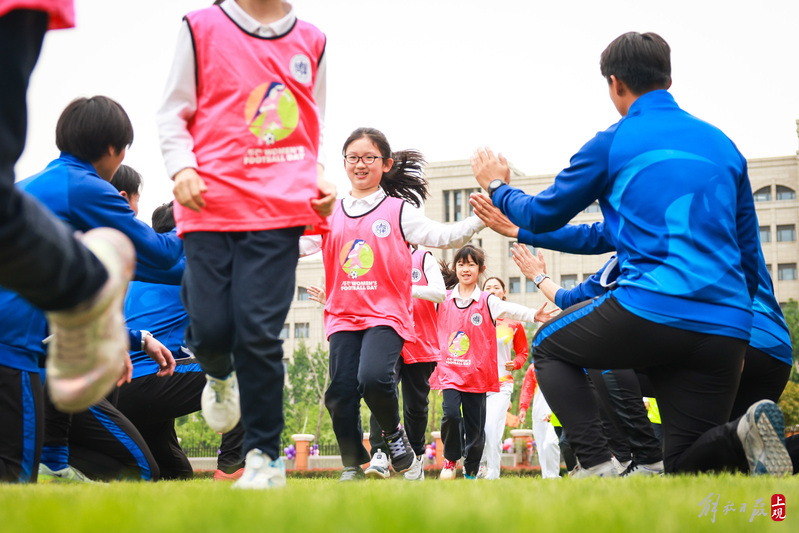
[450,284,539,324]
[300,188,485,259]
[157,0,327,178]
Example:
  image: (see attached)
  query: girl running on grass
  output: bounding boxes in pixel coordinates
[436,245,556,480]
[478,277,528,480]
[300,127,485,481]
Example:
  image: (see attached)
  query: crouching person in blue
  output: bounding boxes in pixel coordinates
[0,96,183,482]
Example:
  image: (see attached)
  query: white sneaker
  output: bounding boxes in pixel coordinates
[45,228,134,413]
[439,459,457,480]
[364,448,391,479]
[570,460,619,478]
[38,463,95,483]
[232,449,286,490]
[621,460,664,477]
[737,400,793,477]
[404,455,425,481]
[476,464,487,479]
[201,372,240,433]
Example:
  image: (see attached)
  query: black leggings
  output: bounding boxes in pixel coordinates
[533,294,746,473]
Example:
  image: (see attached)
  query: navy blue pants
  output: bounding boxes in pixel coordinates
[441,389,486,476]
[113,359,245,479]
[369,360,437,456]
[533,294,746,474]
[0,365,43,483]
[326,326,405,467]
[0,9,106,311]
[182,227,303,460]
[44,390,159,481]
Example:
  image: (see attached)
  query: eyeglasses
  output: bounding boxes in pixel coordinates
[344,154,385,165]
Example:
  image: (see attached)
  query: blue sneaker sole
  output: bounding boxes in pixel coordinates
[749,401,792,477]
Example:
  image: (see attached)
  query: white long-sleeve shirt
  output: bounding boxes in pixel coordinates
[414,250,446,303]
[450,284,539,324]
[157,0,327,178]
[300,188,486,258]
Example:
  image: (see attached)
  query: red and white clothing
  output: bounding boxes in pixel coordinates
[436,290,498,394]
[481,318,528,480]
[0,0,74,29]
[519,364,561,478]
[402,249,443,363]
[322,196,414,341]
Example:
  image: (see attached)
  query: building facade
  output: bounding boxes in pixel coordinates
[283,139,799,358]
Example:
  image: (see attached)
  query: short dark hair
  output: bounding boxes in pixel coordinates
[110,164,142,197]
[55,96,133,162]
[151,201,175,234]
[600,32,671,94]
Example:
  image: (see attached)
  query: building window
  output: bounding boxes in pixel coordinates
[561,274,578,289]
[778,263,797,281]
[453,191,463,222]
[443,191,450,223]
[509,277,521,294]
[294,323,310,339]
[526,278,538,293]
[753,186,771,202]
[776,185,796,201]
[279,323,289,339]
[766,264,772,278]
[759,226,771,243]
[583,202,601,213]
[467,189,476,215]
[297,286,310,300]
[776,225,796,242]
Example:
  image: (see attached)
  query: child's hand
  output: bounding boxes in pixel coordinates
[504,361,515,371]
[518,407,527,426]
[307,285,326,305]
[312,166,336,217]
[173,168,207,212]
[469,193,519,238]
[534,301,559,323]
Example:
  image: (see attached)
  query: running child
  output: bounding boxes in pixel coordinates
[300,127,485,481]
[436,244,555,480]
[478,277,528,480]
[157,0,335,490]
[365,245,446,481]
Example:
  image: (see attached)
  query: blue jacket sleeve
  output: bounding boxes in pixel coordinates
[493,130,614,233]
[734,159,759,299]
[554,269,608,309]
[68,179,183,270]
[128,328,142,352]
[516,222,615,255]
[134,256,185,285]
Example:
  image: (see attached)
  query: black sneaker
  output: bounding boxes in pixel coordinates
[383,425,414,473]
[338,466,365,482]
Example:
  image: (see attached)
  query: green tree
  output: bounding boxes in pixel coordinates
[283,342,334,445]
[783,299,799,382]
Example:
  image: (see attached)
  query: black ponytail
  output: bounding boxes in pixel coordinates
[343,127,429,208]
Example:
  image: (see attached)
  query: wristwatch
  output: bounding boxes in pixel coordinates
[487,179,506,199]
[140,330,153,350]
[533,273,550,288]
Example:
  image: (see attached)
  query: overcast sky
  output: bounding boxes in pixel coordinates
[17,0,799,222]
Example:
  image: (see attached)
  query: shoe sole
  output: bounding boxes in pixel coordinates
[46,229,134,413]
[743,401,792,477]
[364,467,390,479]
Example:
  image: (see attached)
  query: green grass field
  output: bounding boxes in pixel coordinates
[1,474,796,533]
